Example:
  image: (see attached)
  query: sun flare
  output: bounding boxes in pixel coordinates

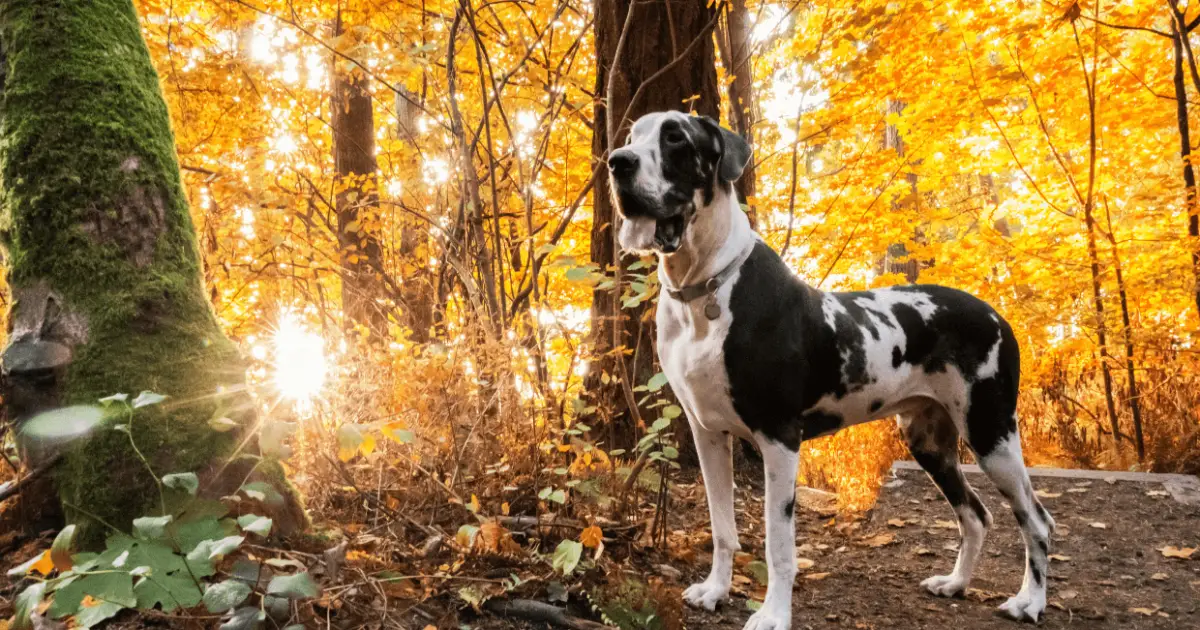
[272,311,327,405]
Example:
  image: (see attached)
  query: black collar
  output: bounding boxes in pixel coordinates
[661,243,754,305]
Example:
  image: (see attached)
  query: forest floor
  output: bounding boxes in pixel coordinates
[1,463,1197,629]
[662,465,1200,630]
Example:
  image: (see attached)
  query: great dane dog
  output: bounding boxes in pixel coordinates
[607,110,1055,630]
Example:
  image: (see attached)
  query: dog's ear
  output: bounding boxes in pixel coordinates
[695,115,751,183]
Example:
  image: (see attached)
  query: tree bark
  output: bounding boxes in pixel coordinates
[1171,19,1200,318]
[588,0,721,451]
[717,0,758,225]
[0,0,300,542]
[332,15,387,339]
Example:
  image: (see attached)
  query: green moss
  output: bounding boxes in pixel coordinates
[0,0,257,544]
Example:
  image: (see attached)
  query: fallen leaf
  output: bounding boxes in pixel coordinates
[1160,546,1196,559]
[887,518,908,528]
[804,572,831,581]
[1089,522,1107,529]
[933,519,958,530]
[796,557,815,570]
[580,525,603,549]
[1035,489,1062,499]
[913,547,934,556]
[1129,607,1159,616]
[1059,589,1078,600]
[861,533,895,548]
[1151,573,1169,581]
[1049,554,1072,562]
[1066,488,1088,494]
[1103,476,1117,484]
[1146,490,1169,497]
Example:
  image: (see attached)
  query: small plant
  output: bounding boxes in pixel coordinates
[5,392,320,630]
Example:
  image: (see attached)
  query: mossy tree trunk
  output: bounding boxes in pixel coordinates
[0,0,257,541]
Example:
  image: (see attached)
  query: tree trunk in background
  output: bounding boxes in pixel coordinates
[589,0,720,451]
[1171,20,1200,319]
[0,0,302,542]
[332,16,387,340]
[717,0,758,226]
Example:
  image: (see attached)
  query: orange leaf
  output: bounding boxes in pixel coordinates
[580,525,603,549]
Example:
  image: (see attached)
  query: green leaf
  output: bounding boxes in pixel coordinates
[650,418,671,432]
[162,473,199,496]
[548,489,567,504]
[662,405,682,420]
[564,266,592,282]
[237,514,273,537]
[746,560,769,585]
[240,481,286,507]
[337,423,365,458]
[75,599,126,628]
[98,393,128,405]
[647,372,669,392]
[662,446,679,459]
[746,599,763,611]
[260,420,296,460]
[207,536,245,561]
[209,416,240,432]
[132,391,168,409]
[204,579,253,613]
[133,515,173,540]
[267,572,320,600]
[134,572,203,612]
[220,606,266,630]
[551,540,583,576]
[12,582,46,630]
[49,571,136,619]
[51,524,77,571]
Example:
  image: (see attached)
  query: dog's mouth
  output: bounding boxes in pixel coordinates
[654,215,686,253]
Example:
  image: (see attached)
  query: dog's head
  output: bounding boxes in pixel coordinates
[608,111,751,254]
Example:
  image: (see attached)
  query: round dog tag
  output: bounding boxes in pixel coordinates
[704,300,721,320]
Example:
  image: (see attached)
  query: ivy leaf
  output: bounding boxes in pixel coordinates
[12,582,46,630]
[647,372,669,392]
[98,393,129,405]
[51,525,77,572]
[267,572,321,600]
[133,515,174,540]
[650,418,671,433]
[132,391,168,409]
[220,606,266,630]
[162,472,199,496]
[204,579,253,613]
[237,514,274,537]
[551,540,583,576]
[134,572,203,612]
[49,571,136,619]
[260,420,297,460]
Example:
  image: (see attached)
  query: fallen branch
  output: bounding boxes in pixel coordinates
[484,598,611,630]
[0,455,61,504]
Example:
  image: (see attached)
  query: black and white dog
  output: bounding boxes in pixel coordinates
[608,111,1055,630]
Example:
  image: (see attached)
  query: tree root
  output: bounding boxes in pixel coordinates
[0,455,61,504]
[484,598,611,630]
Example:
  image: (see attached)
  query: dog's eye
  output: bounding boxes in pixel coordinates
[663,129,686,145]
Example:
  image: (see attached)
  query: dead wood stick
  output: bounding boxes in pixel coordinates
[484,598,611,630]
[0,455,61,504]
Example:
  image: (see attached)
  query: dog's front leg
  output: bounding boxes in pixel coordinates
[683,423,739,611]
[745,437,798,630]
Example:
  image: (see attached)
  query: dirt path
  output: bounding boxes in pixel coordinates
[672,466,1200,630]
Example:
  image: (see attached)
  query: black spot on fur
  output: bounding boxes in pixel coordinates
[1031,565,1044,586]
[869,399,883,413]
[783,496,795,520]
[721,244,1021,458]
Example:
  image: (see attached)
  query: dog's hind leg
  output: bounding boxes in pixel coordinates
[898,403,992,599]
[683,424,739,611]
[743,435,798,630]
[973,426,1054,623]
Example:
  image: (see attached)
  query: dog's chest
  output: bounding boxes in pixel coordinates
[656,285,749,438]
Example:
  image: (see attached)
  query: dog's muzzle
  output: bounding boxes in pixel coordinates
[609,151,691,254]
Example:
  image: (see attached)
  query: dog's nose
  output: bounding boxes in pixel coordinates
[608,151,639,178]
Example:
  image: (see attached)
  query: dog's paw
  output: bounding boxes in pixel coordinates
[682,580,729,611]
[920,573,968,598]
[743,607,790,630]
[997,589,1046,623]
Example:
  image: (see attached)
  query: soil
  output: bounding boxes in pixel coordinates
[668,466,1200,630]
